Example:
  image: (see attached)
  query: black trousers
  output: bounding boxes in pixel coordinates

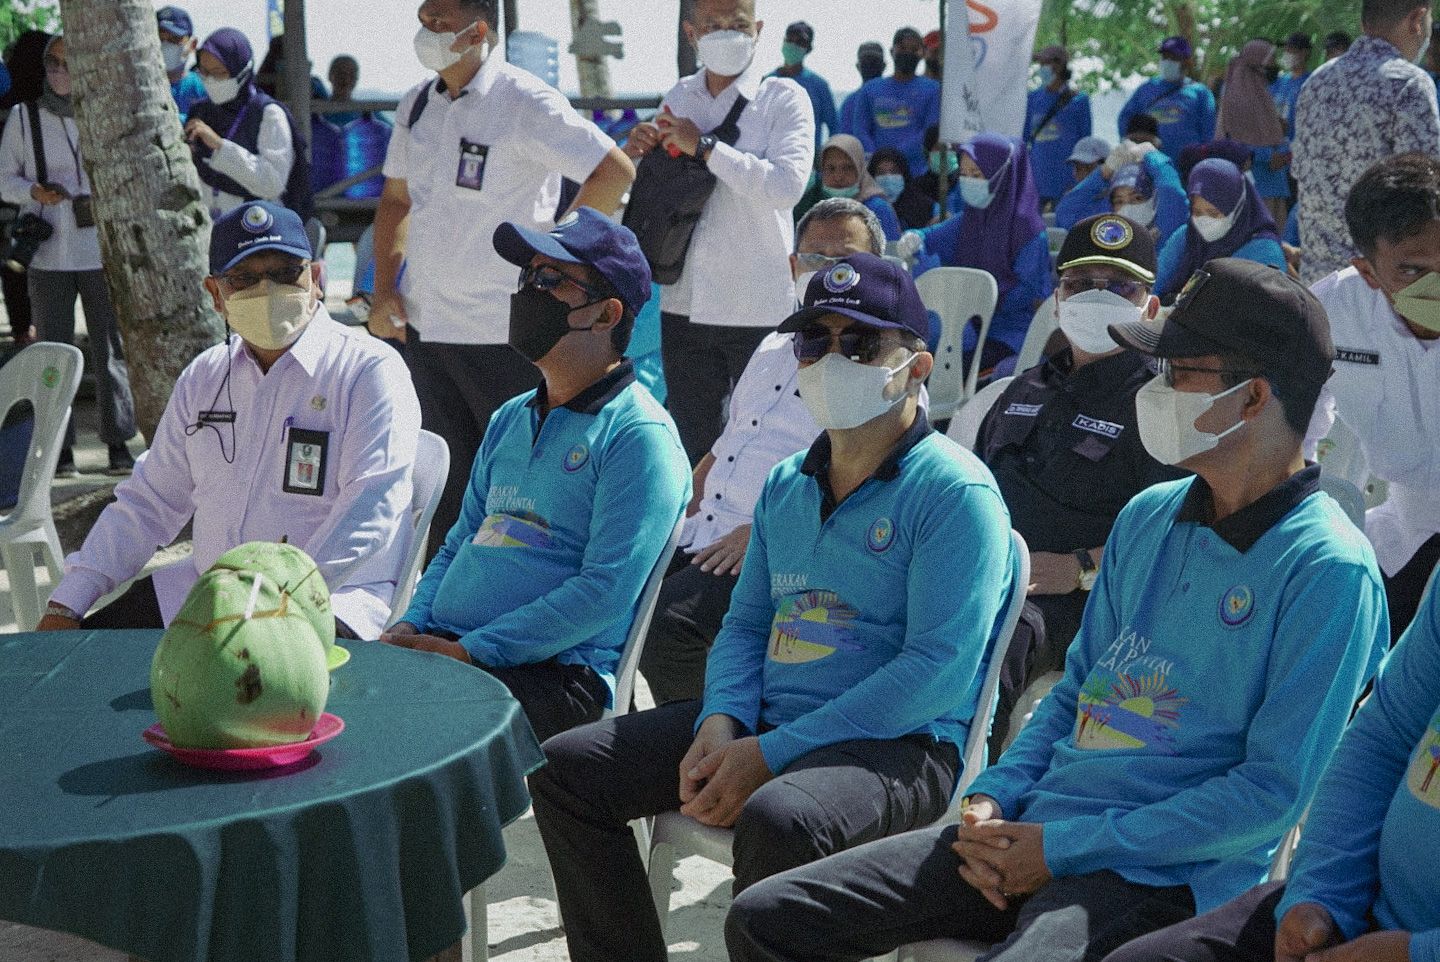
[1382,533,1440,645]
[1101,881,1285,962]
[991,592,1087,762]
[402,327,538,563]
[529,699,960,962]
[82,574,360,638]
[660,312,771,464]
[727,826,1195,962]
[1,263,32,337]
[638,549,740,705]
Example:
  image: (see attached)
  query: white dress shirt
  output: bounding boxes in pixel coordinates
[50,306,422,638]
[0,103,100,271]
[1305,267,1440,575]
[656,67,815,328]
[204,102,294,216]
[383,53,615,344]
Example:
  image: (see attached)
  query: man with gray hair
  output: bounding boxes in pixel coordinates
[640,197,884,705]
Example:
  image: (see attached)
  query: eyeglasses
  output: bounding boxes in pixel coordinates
[1156,359,1259,389]
[792,323,910,364]
[1059,275,1149,300]
[218,262,309,293]
[519,264,609,302]
[794,253,846,274]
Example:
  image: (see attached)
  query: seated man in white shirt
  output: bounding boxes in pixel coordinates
[36,201,421,639]
[639,197,885,705]
[1305,152,1440,642]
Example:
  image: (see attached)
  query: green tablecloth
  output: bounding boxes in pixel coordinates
[0,630,544,962]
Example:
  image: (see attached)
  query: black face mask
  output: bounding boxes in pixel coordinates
[859,57,885,81]
[893,52,922,75]
[508,285,599,363]
[1263,63,1281,84]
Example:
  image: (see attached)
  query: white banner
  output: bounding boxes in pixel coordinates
[942,0,1044,141]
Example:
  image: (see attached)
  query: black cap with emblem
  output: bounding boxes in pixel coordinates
[1056,214,1157,284]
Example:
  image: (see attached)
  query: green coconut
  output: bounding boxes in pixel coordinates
[150,566,330,749]
[208,541,335,653]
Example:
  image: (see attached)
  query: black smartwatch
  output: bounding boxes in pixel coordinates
[1074,548,1098,592]
[697,133,718,163]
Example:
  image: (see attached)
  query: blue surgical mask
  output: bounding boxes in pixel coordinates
[821,183,860,199]
[959,176,993,209]
[875,173,905,202]
[1038,65,1056,87]
[1160,59,1184,82]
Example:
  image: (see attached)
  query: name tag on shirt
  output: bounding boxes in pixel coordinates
[283,428,328,495]
[198,410,236,424]
[1335,347,1379,366]
[1004,402,1043,417]
[1073,415,1124,439]
[456,139,489,191]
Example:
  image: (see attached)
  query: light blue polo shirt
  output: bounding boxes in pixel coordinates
[700,413,1016,776]
[402,362,691,697]
[970,467,1386,913]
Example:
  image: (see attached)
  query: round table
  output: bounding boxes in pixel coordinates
[0,630,543,962]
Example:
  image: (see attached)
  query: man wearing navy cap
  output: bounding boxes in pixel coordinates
[727,258,1386,962]
[381,208,690,742]
[531,253,1017,962]
[156,6,205,122]
[39,201,420,639]
[1117,35,1216,161]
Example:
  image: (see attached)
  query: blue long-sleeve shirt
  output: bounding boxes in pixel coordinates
[1277,574,1440,962]
[1269,72,1310,136]
[852,75,942,177]
[1117,78,1217,160]
[837,89,863,136]
[767,66,838,155]
[969,469,1386,914]
[862,194,902,241]
[699,414,1015,776]
[170,71,206,124]
[402,363,690,699]
[1025,87,1093,202]
[1055,151,1190,241]
[1155,230,1287,301]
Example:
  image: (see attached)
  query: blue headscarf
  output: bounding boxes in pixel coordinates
[952,133,1046,297]
[1162,158,1278,299]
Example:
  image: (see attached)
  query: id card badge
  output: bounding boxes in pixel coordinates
[283,428,329,495]
[456,139,489,191]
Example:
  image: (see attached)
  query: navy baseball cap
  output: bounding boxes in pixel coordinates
[777,254,928,342]
[210,201,312,275]
[493,208,651,318]
[157,6,194,37]
[1160,35,1192,59]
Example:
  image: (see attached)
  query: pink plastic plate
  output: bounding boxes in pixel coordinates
[142,712,344,771]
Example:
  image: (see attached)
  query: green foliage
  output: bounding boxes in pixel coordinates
[1,0,59,55]
[1038,0,1362,91]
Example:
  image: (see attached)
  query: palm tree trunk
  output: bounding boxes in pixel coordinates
[56,0,224,442]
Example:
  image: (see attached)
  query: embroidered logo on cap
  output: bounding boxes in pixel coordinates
[822,263,861,294]
[563,443,589,472]
[866,516,896,553]
[1091,217,1133,250]
[1219,584,1254,627]
[556,211,580,229]
[241,205,274,234]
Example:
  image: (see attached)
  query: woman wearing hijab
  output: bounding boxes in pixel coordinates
[0,30,52,349]
[185,28,309,219]
[1217,40,1290,225]
[793,134,902,239]
[869,146,937,230]
[898,132,1054,376]
[1155,158,1286,302]
[0,35,138,476]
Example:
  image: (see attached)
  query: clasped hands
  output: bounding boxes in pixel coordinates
[623,106,702,160]
[676,713,773,828]
[951,794,1051,910]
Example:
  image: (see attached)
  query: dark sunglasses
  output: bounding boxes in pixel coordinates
[792,323,907,364]
[519,264,609,302]
[219,262,309,292]
[1059,275,1149,300]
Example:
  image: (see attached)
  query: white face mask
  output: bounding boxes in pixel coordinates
[414,24,484,73]
[1134,373,1252,465]
[223,279,316,351]
[797,350,917,430]
[1160,59,1184,82]
[1282,51,1303,73]
[1057,289,1139,354]
[793,270,816,308]
[697,30,756,77]
[202,74,242,105]
[1192,207,1239,242]
[1118,199,1156,226]
[162,42,188,73]
[959,176,993,209]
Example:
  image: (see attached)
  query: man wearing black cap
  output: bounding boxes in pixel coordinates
[768,20,837,155]
[532,253,1017,962]
[975,214,1184,759]
[838,41,886,136]
[727,258,1387,962]
[381,208,690,743]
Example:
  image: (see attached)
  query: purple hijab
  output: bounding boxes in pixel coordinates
[955,133,1046,294]
[1163,158,1278,298]
[196,28,258,128]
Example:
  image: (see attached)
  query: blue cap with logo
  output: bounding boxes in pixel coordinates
[777,253,929,342]
[210,201,312,275]
[493,208,652,318]
[156,6,194,37]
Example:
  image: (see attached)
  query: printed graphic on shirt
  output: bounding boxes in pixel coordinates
[1150,103,1184,127]
[1405,707,1440,810]
[1076,627,1188,753]
[873,97,917,130]
[472,512,554,549]
[1219,585,1254,628]
[564,443,590,472]
[768,590,864,664]
[867,516,896,553]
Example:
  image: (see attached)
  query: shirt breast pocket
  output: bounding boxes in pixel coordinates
[1071,432,1118,463]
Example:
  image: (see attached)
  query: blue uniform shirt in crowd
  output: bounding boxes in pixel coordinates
[852,75,942,177]
[1277,572,1440,962]
[969,468,1386,914]
[1056,151,1190,241]
[1025,86,1094,202]
[1117,77,1217,160]
[1269,72,1310,136]
[699,413,1015,776]
[0,63,10,101]
[170,70,206,123]
[837,88,863,136]
[862,194,903,241]
[401,362,691,701]
[1155,231,1287,297]
[767,65,838,155]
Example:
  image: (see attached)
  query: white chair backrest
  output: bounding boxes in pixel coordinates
[883,254,911,273]
[914,267,999,419]
[1046,226,1068,257]
[946,376,1014,451]
[609,517,686,717]
[1317,470,1366,529]
[1015,297,1059,374]
[1042,210,1058,228]
[388,429,449,622]
[0,343,83,529]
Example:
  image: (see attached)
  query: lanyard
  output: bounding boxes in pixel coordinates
[57,116,84,193]
[210,99,255,209]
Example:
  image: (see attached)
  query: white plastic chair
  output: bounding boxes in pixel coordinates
[1046,227,1068,258]
[387,429,449,622]
[914,267,999,419]
[1015,299,1059,374]
[0,342,83,630]
[946,376,1014,451]
[646,531,1033,944]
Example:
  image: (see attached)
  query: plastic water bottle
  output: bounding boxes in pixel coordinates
[341,116,392,199]
[507,31,560,88]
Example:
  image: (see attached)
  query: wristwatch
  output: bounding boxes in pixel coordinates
[697,133,718,163]
[45,601,81,621]
[1074,549,1098,592]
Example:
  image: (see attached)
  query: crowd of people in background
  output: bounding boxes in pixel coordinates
[6,0,1440,959]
